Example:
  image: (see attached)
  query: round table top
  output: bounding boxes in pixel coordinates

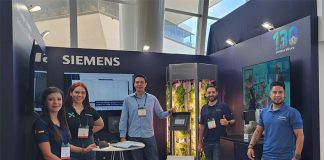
[93,141,145,152]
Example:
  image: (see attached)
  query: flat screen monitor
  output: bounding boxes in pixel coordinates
[64,73,133,110]
[107,116,120,133]
[34,70,47,111]
[242,56,290,110]
[170,112,190,131]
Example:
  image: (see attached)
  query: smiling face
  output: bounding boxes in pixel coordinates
[270,85,285,106]
[206,87,218,102]
[134,77,147,93]
[70,86,87,105]
[46,92,63,113]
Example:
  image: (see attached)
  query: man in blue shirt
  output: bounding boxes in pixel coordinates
[119,74,175,160]
[247,81,304,160]
[198,85,235,160]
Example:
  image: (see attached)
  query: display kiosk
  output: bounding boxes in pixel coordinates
[166,63,217,160]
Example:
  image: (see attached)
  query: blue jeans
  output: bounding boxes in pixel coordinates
[70,136,96,160]
[128,136,159,160]
[203,143,220,160]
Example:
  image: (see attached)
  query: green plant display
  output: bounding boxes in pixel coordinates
[199,80,209,111]
[167,79,215,160]
[166,84,171,153]
[175,87,185,109]
[170,80,196,156]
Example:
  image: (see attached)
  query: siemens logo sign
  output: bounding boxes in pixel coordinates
[35,54,121,67]
[62,55,120,66]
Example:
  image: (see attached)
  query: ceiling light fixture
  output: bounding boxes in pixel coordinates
[28,5,41,12]
[143,45,150,51]
[262,21,274,31]
[226,39,236,46]
[41,30,50,37]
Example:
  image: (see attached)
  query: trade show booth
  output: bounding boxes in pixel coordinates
[0,0,320,160]
[34,47,211,160]
[30,16,318,160]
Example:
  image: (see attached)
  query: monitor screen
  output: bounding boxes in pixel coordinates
[174,118,186,125]
[107,116,120,133]
[242,56,290,110]
[64,73,133,110]
[170,112,190,130]
[34,70,47,112]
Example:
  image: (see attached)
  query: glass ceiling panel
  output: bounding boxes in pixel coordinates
[205,18,217,52]
[208,0,246,18]
[23,0,248,54]
[165,11,197,48]
[165,0,200,14]
[23,0,70,21]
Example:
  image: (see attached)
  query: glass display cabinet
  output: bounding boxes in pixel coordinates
[166,63,218,160]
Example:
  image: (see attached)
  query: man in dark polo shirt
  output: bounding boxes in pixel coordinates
[198,85,235,160]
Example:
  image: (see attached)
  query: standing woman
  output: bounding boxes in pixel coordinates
[65,82,104,160]
[33,87,95,160]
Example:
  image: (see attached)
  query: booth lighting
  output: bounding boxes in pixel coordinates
[41,30,50,37]
[226,39,236,46]
[261,21,274,31]
[143,45,150,51]
[28,5,41,12]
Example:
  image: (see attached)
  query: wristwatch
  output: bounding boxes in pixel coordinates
[294,154,301,159]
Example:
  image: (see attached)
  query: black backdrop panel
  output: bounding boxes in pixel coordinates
[0,0,46,159]
[207,0,317,54]
[209,16,318,160]
[41,47,211,160]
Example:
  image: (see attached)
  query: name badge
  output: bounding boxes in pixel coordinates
[61,143,70,160]
[207,118,216,129]
[138,107,147,117]
[78,126,89,138]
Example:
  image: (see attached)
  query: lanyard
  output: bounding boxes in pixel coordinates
[134,93,147,108]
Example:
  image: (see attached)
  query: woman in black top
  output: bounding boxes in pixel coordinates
[65,82,104,160]
[33,87,95,160]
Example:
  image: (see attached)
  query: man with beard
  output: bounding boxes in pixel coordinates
[247,81,304,160]
[198,85,235,160]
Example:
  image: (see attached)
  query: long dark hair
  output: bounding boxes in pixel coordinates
[41,87,71,142]
[64,81,91,108]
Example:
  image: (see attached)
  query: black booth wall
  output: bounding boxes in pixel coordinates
[207,0,317,54]
[0,0,45,159]
[40,47,212,160]
[209,16,319,160]
[0,1,14,158]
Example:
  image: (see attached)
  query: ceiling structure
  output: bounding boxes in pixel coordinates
[23,0,246,54]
